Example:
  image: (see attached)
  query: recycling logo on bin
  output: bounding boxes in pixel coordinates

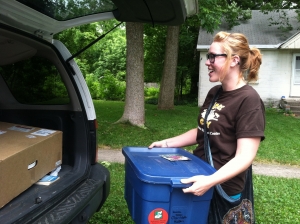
[148,208,169,223]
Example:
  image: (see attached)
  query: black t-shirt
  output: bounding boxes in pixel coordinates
[194,84,265,195]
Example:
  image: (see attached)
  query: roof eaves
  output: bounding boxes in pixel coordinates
[278,31,300,49]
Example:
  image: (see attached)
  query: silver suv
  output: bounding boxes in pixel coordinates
[0,0,197,223]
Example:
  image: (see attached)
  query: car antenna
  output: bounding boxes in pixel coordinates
[66,22,123,63]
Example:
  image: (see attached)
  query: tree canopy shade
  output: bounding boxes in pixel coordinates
[153,0,252,112]
[55,0,300,127]
[232,0,300,10]
[17,0,117,20]
[56,20,126,79]
[227,0,300,31]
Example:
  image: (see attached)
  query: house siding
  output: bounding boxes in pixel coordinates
[198,49,294,107]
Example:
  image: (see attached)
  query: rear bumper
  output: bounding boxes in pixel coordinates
[31,163,110,224]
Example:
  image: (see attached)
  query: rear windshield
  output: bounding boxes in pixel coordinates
[17,0,117,21]
[0,56,70,105]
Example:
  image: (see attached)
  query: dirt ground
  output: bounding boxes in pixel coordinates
[98,149,300,179]
[252,161,300,179]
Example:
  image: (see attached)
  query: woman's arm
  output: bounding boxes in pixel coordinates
[181,137,261,196]
[148,128,198,148]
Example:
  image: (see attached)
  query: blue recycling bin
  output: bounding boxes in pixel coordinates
[122,147,216,224]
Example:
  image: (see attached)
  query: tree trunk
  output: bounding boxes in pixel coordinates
[190,49,199,96]
[158,26,180,110]
[116,22,145,127]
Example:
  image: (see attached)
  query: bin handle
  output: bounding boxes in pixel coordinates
[171,179,192,188]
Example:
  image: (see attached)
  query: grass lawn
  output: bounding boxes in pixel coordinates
[95,100,300,165]
[90,100,300,223]
[89,163,300,224]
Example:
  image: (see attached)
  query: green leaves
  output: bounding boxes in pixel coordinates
[55,20,126,82]
[195,0,252,32]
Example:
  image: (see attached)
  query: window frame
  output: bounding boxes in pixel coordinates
[292,53,300,85]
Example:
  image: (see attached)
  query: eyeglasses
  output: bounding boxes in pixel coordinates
[206,53,227,63]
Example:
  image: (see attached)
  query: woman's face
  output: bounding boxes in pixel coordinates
[205,42,227,83]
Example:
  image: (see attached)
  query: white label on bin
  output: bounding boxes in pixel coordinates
[160,154,190,161]
[31,129,56,136]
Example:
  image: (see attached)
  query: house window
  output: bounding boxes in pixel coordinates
[294,56,300,84]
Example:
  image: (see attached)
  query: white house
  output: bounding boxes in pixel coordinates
[197,10,300,106]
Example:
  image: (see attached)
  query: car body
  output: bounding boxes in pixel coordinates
[0,0,198,223]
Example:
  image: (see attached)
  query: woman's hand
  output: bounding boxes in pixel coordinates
[148,128,198,149]
[148,140,168,149]
[181,175,214,196]
[181,137,261,196]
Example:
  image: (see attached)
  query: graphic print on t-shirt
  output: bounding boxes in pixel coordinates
[199,102,225,134]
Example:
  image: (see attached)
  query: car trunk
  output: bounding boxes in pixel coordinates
[0,24,108,224]
[0,0,198,222]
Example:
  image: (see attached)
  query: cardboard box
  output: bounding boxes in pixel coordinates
[122,147,216,224]
[0,122,62,208]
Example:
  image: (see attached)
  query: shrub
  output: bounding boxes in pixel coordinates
[86,74,101,99]
[86,73,126,101]
[144,87,159,98]
[99,74,126,101]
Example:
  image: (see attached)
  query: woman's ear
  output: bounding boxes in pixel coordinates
[230,55,240,67]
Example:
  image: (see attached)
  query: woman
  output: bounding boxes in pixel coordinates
[149,31,265,223]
